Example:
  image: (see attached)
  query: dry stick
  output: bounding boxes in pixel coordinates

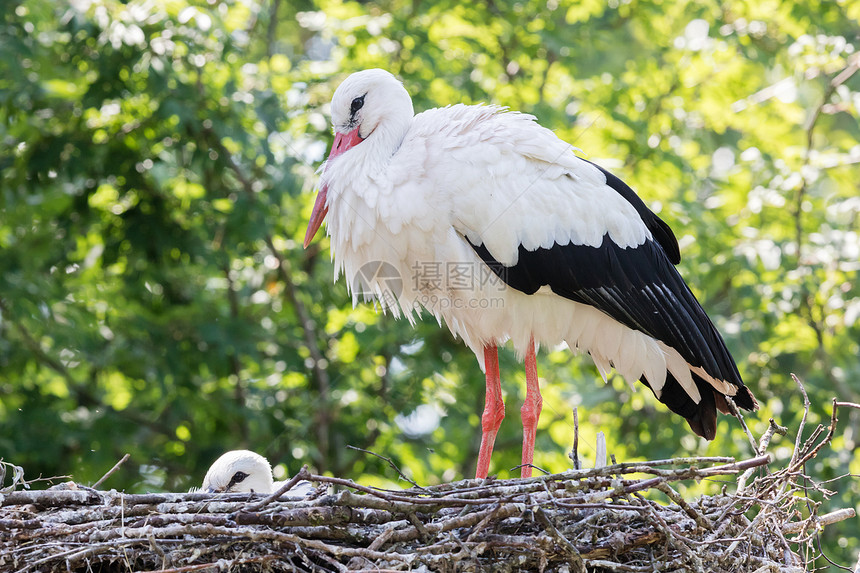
[558,455,739,480]
[757,419,788,456]
[138,562,235,573]
[655,482,712,531]
[633,493,702,569]
[738,418,788,492]
[406,511,431,542]
[553,500,648,511]
[420,456,742,501]
[789,374,812,469]
[153,523,399,563]
[570,407,581,470]
[448,531,485,569]
[534,506,586,572]
[742,374,814,501]
[345,523,401,569]
[737,393,840,568]
[725,396,759,452]
[245,466,313,511]
[1,489,103,507]
[147,531,167,570]
[307,546,350,573]
[511,462,551,475]
[19,537,159,572]
[465,502,506,542]
[384,503,523,545]
[347,445,427,491]
[792,399,848,572]
[787,398,839,474]
[350,571,416,573]
[439,455,746,497]
[594,431,607,469]
[304,475,498,506]
[782,508,857,535]
[580,560,656,572]
[578,529,664,560]
[92,454,131,490]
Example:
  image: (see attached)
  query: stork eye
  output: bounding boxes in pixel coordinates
[232,471,248,483]
[350,95,365,115]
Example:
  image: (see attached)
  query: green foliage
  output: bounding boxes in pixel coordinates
[1,0,858,567]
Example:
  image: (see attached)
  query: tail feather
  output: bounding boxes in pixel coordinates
[731,384,758,411]
[639,370,745,440]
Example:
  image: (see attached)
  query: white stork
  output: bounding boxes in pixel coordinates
[201,450,315,496]
[304,69,757,479]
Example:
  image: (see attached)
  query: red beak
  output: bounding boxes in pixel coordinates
[303,127,364,248]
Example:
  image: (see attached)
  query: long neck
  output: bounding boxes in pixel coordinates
[360,99,413,170]
[328,110,412,192]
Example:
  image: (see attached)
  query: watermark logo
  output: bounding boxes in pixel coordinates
[411,261,507,293]
[352,261,402,310]
[351,260,506,312]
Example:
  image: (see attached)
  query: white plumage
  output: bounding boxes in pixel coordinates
[201,450,315,497]
[322,103,649,365]
[305,69,757,479]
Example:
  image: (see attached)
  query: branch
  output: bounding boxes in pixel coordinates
[198,119,333,472]
[346,446,427,491]
[92,454,130,490]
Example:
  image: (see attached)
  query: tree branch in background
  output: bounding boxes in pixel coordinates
[794,59,860,403]
[222,261,249,445]
[346,445,427,491]
[266,0,282,59]
[199,121,333,473]
[0,298,79,390]
[92,454,130,489]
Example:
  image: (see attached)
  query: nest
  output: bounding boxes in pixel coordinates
[1,394,856,573]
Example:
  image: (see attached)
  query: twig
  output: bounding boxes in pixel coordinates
[787,398,839,473]
[92,454,131,490]
[570,407,581,470]
[198,119,334,473]
[633,492,701,568]
[245,466,313,511]
[782,508,857,535]
[138,562,234,573]
[535,506,586,571]
[790,374,812,470]
[757,419,788,456]
[594,431,607,469]
[346,445,427,490]
[655,482,712,530]
[725,396,758,452]
[510,462,551,475]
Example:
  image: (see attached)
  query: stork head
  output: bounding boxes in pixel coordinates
[304,69,414,248]
[201,450,274,494]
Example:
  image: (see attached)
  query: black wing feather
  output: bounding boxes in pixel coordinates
[470,236,734,382]
[585,160,681,265]
[465,155,760,437]
[470,235,757,437]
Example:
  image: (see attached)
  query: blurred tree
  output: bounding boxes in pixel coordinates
[1,0,857,567]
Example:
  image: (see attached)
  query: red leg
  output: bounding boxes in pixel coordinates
[520,338,542,478]
[475,344,504,479]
